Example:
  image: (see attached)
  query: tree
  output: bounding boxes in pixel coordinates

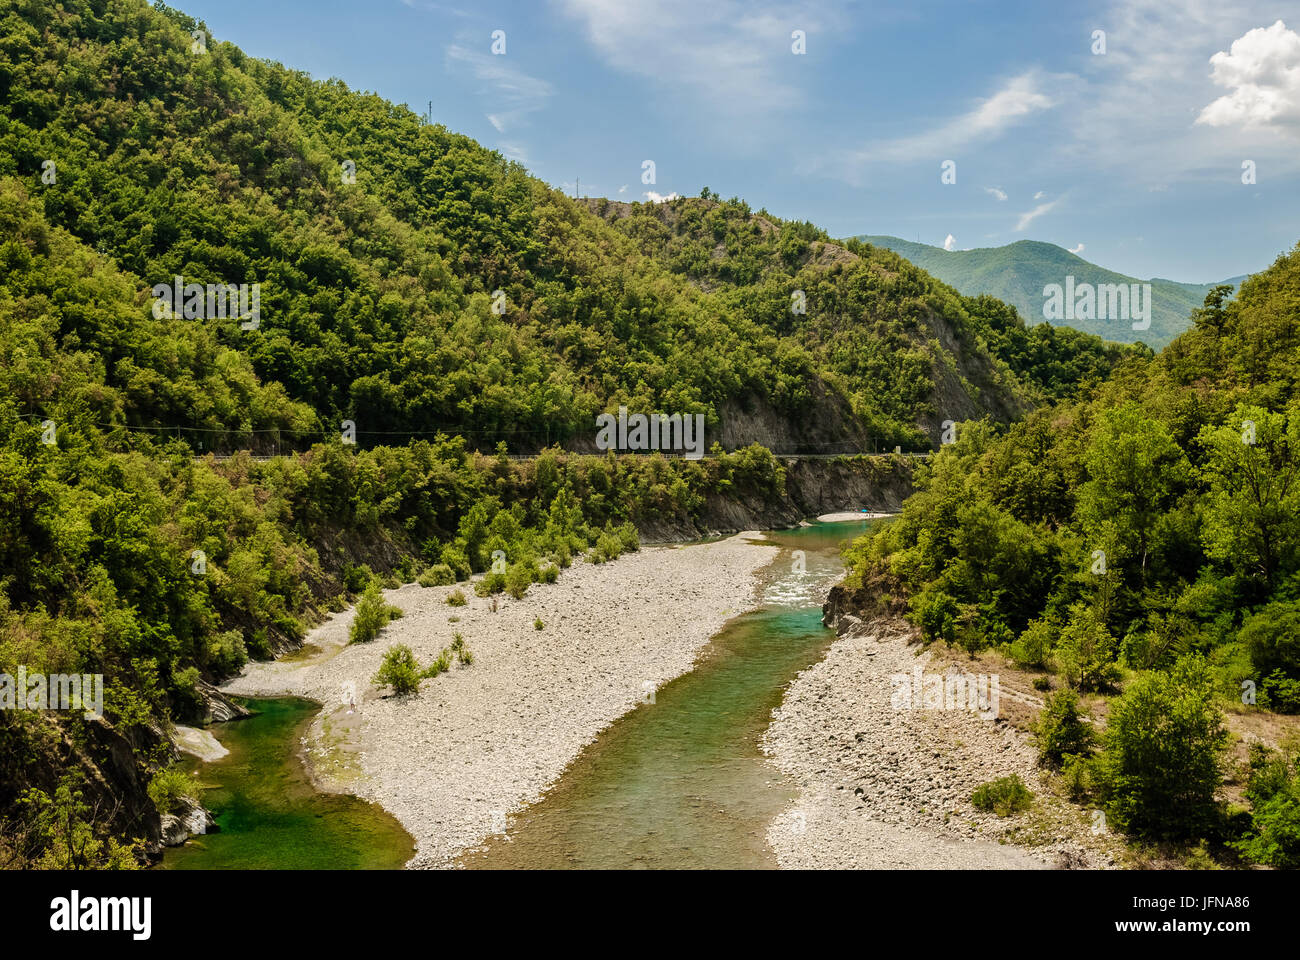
[1097,656,1227,837]
[1198,404,1300,592]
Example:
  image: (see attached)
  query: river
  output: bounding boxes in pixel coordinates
[160,520,875,869]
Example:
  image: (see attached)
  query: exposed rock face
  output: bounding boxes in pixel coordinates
[639,455,916,542]
[196,679,251,724]
[160,798,217,847]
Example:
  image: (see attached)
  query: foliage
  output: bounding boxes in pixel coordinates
[971,775,1033,817]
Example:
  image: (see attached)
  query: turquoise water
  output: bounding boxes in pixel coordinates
[159,521,874,870]
[160,696,415,870]
[460,521,875,869]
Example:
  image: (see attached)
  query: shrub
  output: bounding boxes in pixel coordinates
[1233,744,1300,868]
[208,629,249,675]
[418,564,456,587]
[148,767,202,816]
[1007,617,1053,669]
[538,563,559,584]
[534,618,544,630]
[1057,604,1119,692]
[422,647,452,678]
[1240,601,1300,683]
[372,644,422,695]
[350,582,400,643]
[590,530,622,564]
[1034,689,1095,769]
[474,572,507,596]
[971,775,1033,816]
[450,632,474,666]
[342,563,372,593]
[439,545,472,583]
[446,589,467,607]
[1096,656,1228,837]
[504,561,532,599]
[1259,669,1300,714]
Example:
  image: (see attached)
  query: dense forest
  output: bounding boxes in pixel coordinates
[0,0,1157,867]
[839,250,1300,866]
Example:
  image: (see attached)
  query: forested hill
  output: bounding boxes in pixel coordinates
[836,244,1300,863]
[0,0,1128,458]
[859,235,1247,350]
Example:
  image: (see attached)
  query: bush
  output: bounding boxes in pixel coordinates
[418,564,456,587]
[446,589,467,607]
[538,563,559,584]
[450,632,473,666]
[1057,604,1120,692]
[1034,689,1095,769]
[1240,601,1300,684]
[207,629,248,675]
[342,563,373,594]
[971,775,1033,816]
[1007,617,1053,669]
[534,618,544,630]
[1233,744,1300,868]
[372,644,422,695]
[504,561,532,599]
[148,767,202,816]
[590,530,622,564]
[1096,656,1228,837]
[350,582,401,643]
[439,545,472,583]
[422,647,452,677]
[474,572,506,596]
[1259,669,1300,714]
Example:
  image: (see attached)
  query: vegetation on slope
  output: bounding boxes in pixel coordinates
[839,245,1300,864]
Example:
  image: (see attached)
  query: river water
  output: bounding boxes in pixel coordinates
[160,520,874,870]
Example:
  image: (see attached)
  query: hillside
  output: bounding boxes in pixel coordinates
[834,242,1300,865]
[859,235,1247,349]
[0,0,1151,867]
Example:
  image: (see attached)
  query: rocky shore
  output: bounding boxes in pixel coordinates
[762,615,1122,869]
[222,533,777,868]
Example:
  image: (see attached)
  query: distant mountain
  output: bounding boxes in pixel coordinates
[856,236,1248,348]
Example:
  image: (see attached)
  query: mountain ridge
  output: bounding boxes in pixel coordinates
[857,234,1249,348]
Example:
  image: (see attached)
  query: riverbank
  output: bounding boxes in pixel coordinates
[222,533,777,868]
[762,616,1123,869]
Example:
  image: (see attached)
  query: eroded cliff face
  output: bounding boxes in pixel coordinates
[638,455,916,542]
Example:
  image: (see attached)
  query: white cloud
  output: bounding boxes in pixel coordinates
[618,184,628,194]
[984,187,1008,201]
[943,233,956,251]
[446,43,553,133]
[1015,198,1061,231]
[1069,242,1085,254]
[817,72,1057,181]
[1196,20,1300,133]
[556,0,847,115]
[644,190,680,203]
[1033,190,1045,200]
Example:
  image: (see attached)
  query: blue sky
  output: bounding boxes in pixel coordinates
[180,0,1300,282]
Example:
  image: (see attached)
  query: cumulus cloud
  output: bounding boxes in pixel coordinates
[1069,242,1085,254]
[1196,20,1300,133]
[644,190,680,203]
[984,186,1008,201]
[943,234,956,251]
